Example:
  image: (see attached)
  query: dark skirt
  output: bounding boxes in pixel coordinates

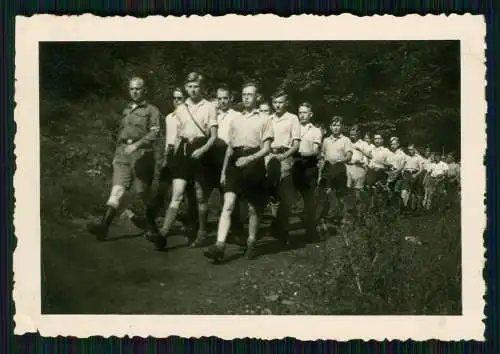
[225,147,267,207]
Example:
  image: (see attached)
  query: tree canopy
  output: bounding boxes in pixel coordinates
[40,40,460,154]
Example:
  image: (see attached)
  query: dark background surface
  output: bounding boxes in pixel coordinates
[2,1,497,354]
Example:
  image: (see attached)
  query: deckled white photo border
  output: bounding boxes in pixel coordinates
[13,14,486,340]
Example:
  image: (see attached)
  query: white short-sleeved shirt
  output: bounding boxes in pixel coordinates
[217,108,239,144]
[369,146,392,169]
[447,162,460,178]
[350,139,372,164]
[322,134,353,164]
[165,112,178,148]
[387,148,406,169]
[298,123,322,155]
[270,111,301,149]
[429,161,449,177]
[228,109,274,149]
[175,98,218,141]
[404,154,423,171]
[420,158,433,171]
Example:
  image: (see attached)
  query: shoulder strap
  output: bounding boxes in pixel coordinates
[184,103,208,138]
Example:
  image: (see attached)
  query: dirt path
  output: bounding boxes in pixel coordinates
[41,202,461,315]
[42,213,340,315]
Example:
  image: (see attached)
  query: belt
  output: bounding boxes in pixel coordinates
[271,147,288,154]
[233,146,259,153]
[404,169,418,173]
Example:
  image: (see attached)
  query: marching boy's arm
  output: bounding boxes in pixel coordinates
[248,139,272,162]
[221,145,233,176]
[198,126,218,155]
[279,140,300,160]
[220,144,234,184]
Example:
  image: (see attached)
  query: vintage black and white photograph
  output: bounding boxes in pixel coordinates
[14,15,485,340]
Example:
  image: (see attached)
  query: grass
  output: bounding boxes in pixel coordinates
[40,98,461,315]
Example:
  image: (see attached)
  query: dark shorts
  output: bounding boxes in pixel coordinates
[446,178,460,193]
[292,156,319,191]
[225,147,267,207]
[322,161,347,195]
[365,168,387,187]
[158,149,175,183]
[413,172,426,195]
[400,170,417,191]
[170,137,224,189]
[112,146,155,192]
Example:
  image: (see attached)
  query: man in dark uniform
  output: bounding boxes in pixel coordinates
[87,77,160,240]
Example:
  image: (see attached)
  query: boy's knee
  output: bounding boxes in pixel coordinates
[106,185,126,208]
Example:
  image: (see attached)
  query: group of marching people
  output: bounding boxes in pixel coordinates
[86,72,461,263]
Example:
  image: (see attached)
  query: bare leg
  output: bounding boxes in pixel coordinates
[216,192,237,246]
[160,179,187,236]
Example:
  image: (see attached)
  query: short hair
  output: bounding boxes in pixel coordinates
[272,90,288,100]
[172,87,185,96]
[242,81,260,93]
[298,102,313,111]
[259,100,271,108]
[373,133,383,140]
[330,115,344,125]
[350,124,360,133]
[185,72,204,85]
[129,76,145,87]
[217,83,231,94]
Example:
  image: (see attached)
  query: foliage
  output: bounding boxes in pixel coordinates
[40,41,460,153]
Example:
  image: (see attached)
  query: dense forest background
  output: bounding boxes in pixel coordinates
[40,40,460,153]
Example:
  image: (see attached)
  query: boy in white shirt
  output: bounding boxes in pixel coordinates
[318,116,353,223]
[423,153,449,210]
[266,90,301,243]
[292,102,323,241]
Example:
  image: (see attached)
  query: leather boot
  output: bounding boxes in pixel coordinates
[87,206,116,241]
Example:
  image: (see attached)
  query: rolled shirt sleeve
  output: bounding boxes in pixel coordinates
[312,127,323,146]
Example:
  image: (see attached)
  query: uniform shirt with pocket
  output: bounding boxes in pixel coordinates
[298,123,322,155]
[174,98,218,141]
[118,101,160,147]
[228,109,274,149]
[322,134,353,164]
[270,111,301,149]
